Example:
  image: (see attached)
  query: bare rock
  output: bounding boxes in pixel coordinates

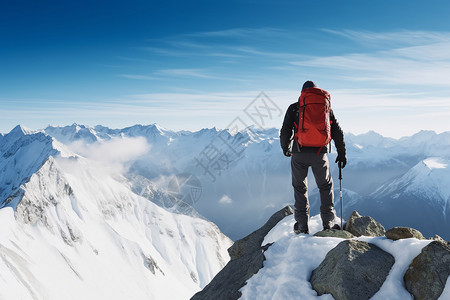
[313,229,355,239]
[228,205,294,260]
[385,227,425,241]
[310,240,394,300]
[344,211,385,237]
[404,241,450,300]
[191,245,269,300]
[432,234,445,242]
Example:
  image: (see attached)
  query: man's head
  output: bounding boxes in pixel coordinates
[302,80,317,91]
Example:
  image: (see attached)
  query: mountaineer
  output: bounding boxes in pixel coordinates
[280,80,347,234]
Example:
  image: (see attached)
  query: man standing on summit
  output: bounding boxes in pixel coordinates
[280,81,347,234]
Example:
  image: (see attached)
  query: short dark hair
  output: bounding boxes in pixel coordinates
[302,80,317,91]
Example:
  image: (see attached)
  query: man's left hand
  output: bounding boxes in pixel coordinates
[335,153,347,168]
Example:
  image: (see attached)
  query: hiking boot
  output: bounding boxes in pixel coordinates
[294,222,309,234]
[332,223,341,230]
[323,223,341,231]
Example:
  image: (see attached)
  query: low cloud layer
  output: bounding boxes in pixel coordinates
[68,137,151,174]
[219,194,233,204]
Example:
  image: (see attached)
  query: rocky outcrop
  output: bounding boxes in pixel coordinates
[313,229,355,239]
[192,206,449,300]
[191,206,293,300]
[432,234,445,242]
[227,205,294,260]
[385,227,425,240]
[190,245,268,300]
[310,240,395,300]
[404,241,450,300]
[344,211,385,237]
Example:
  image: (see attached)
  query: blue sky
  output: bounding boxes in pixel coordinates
[1,0,450,137]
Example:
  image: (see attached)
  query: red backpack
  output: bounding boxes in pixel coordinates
[293,87,331,148]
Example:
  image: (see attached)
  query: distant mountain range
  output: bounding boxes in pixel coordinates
[2,124,450,241]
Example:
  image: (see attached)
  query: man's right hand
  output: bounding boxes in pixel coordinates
[284,149,292,157]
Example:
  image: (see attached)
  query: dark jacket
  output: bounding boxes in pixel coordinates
[280,102,346,155]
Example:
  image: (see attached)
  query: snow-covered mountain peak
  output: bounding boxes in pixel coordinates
[423,157,448,170]
[395,130,450,158]
[45,124,103,145]
[1,125,43,150]
[370,156,450,222]
[192,127,220,138]
[120,123,173,139]
[410,157,449,178]
[0,128,61,208]
[408,129,437,141]
[408,158,450,201]
[0,126,233,299]
[346,130,396,149]
[10,124,37,136]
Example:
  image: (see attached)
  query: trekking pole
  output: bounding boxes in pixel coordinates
[338,162,343,230]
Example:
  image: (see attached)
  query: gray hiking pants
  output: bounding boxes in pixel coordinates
[291,152,335,230]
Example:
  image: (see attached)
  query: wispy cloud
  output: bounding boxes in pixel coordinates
[139,46,188,57]
[184,27,290,39]
[119,74,161,80]
[140,27,297,60]
[331,89,450,109]
[137,28,450,90]
[231,46,307,60]
[123,91,261,108]
[291,30,450,87]
[322,29,450,47]
[155,68,218,79]
[115,56,155,63]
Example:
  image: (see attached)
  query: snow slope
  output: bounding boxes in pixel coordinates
[240,214,450,300]
[0,128,232,300]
